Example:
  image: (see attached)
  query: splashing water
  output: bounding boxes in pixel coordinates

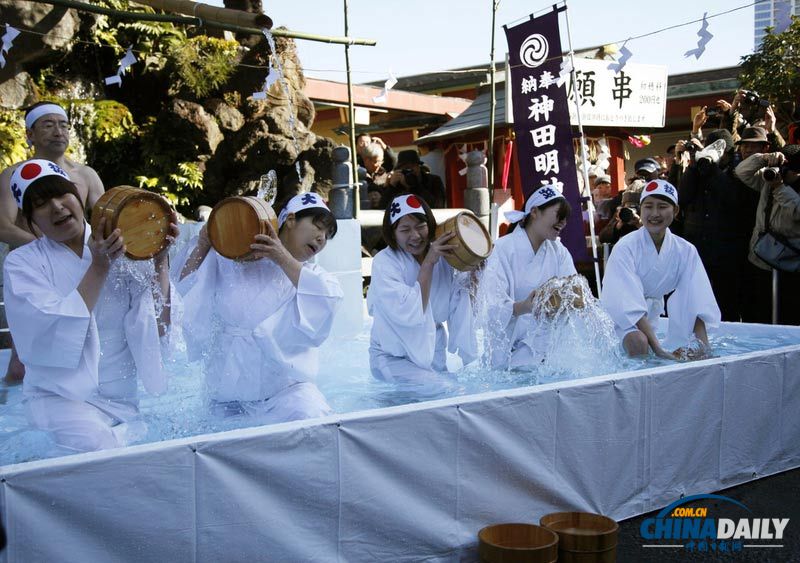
[261,29,303,183]
[257,170,278,205]
[526,275,623,377]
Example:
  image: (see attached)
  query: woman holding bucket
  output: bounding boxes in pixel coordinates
[3,160,181,453]
[175,191,343,423]
[479,184,576,369]
[367,194,477,389]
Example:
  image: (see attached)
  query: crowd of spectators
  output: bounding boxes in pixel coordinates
[586,90,800,325]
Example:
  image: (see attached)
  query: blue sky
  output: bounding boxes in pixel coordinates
[220,0,756,83]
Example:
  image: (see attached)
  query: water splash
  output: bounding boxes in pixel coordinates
[257,170,278,205]
[261,29,303,184]
[525,275,623,378]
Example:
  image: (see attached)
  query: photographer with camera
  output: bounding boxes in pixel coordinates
[599,186,642,246]
[734,145,800,325]
[379,150,447,209]
[678,128,768,322]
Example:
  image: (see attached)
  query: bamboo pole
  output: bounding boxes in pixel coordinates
[487,0,499,223]
[132,0,273,30]
[344,0,359,219]
[31,0,376,44]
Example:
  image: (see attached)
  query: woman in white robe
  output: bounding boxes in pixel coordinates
[176,192,342,423]
[601,179,721,358]
[480,185,576,369]
[92,259,183,425]
[3,160,179,452]
[367,194,476,387]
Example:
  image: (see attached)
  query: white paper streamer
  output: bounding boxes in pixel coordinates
[372,70,398,104]
[607,41,632,73]
[684,13,713,59]
[104,47,137,86]
[0,24,20,69]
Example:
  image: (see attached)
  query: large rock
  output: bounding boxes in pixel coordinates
[0,72,37,109]
[204,98,245,133]
[0,1,80,86]
[162,99,224,156]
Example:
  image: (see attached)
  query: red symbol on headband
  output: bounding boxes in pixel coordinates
[406,195,421,208]
[20,162,42,180]
[645,181,659,192]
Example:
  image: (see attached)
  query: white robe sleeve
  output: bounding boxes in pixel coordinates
[3,251,91,369]
[446,270,477,365]
[663,245,721,350]
[253,264,343,348]
[601,240,649,334]
[368,251,436,369]
[176,245,218,362]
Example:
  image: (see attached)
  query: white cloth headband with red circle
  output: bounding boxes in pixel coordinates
[277,192,330,228]
[9,159,71,208]
[389,194,425,224]
[639,179,678,206]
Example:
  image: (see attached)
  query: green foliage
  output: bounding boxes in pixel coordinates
[136,118,204,210]
[0,110,29,168]
[739,18,800,128]
[168,36,241,98]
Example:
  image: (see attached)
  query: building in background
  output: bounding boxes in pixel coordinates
[754,0,799,49]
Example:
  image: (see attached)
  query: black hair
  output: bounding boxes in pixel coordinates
[520,197,572,228]
[780,144,800,171]
[381,193,436,251]
[21,175,83,232]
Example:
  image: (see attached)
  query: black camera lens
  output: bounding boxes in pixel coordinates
[401,168,415,175]
[763,168,780,181]
[619,207,634,223]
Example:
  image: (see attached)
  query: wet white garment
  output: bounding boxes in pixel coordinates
[366,247,476,384]
[92,260,183,422]
[479,227,576,369]
[601,227,721,350]
[3,226,175,452]
[175,245,342,419]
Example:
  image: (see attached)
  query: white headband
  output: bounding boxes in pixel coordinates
[504,183,565,223]
[9,159,72,209]
[277,192,330,228]
[25,104,68,130]
[388,194,426,224]
[640,179,678,206]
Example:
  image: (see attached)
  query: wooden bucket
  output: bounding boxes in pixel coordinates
[434,211,493,271]
[540,275,587,315]
[539,512,618,563]
[478,523,559,563]
[90,186,173,260]
[207,196,279,260]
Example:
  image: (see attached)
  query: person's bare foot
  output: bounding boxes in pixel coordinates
[4,345,25,383]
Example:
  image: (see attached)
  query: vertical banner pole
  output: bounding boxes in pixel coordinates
[564,1,602,296]
[488,0,499,233]
[344,0,359,219]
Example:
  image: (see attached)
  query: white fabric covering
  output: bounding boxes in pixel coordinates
[366,247,476,384]
[479,227,576,369]
[601,227,721,350]
[1,322,798,562]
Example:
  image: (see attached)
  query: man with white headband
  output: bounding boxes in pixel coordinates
[479,183,577,369]
[601,179,721,359]
[0,102,105,381]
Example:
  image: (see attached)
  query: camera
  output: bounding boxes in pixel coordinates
[762,167,786,182]
[682,140,699,153]
[401,168,415,176]
[739,89,770,120]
